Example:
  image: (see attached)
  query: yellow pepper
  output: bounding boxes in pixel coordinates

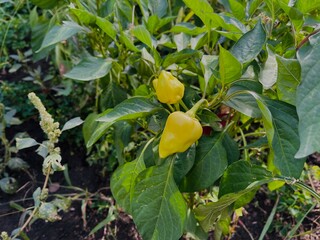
[153,70,184,104]
[159,111,203,158]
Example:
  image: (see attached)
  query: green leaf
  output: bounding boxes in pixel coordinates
[219,161,273,197]
[295,43,320,158]
[259,47,278,89]
[230,20,267,63]
[100,81,128,110]
[132,25,154,49]
[132,160,187,240]
[295,0,320,14]
[149,0,168,17]
[229,0,245,20]
[194,178,273,232]
[162,49,200,68]
[82,113,101,146]
[37,21,85,52]
[201,55,219,93]
[111,140,151,212]
[225,80,262,118]
[170,23,206,36]
[89,207,116,235]
[278,1,303,32]
[86,98,160,147]
[98,97,161,122]
[183,0,229,30]
[276,56,301,105]
[219,45,242,84]
[173,33,190,52]
[38,202,60,222]
[7,157,29,171]
[31,0,60,9]
[70,8,96,25]
[16,138,39,150]
[222,134,240,165]
[96,17,117,40]
[61,117,83,132]
[266,99,306,178]
[173,145,196,185]
[181,134,228,192]
[0,177,18,194]
[64,56,113,81]
[119,31,140,52]
[113,121,133,165]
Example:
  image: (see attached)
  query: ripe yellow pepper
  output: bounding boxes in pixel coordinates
[159,111,203,158]
[153,70,184,104]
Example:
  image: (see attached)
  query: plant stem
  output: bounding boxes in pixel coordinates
[186,98,207,117]
[13,165,52,239]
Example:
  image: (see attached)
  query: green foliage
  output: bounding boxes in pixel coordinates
[3,0,320,239]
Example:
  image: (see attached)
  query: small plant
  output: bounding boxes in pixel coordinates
[1,92,84,239]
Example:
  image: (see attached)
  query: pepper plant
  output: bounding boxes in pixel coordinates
[29,0,320,239]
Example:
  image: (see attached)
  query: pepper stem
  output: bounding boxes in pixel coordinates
[186,98,207,118]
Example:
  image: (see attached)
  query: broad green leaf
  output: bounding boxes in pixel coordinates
[181,134,228,192]
[87,98,160,147]
[194,178,273,231]
[200,55,219,93]
[82,113,101,146]
[295,0,320,14]
[222,133,240,165]
[100,81,128,110]
[31,0,60,9]
[278,0,303,32]
[248,0,263,17]
[259,47,278,89]
[119,31,140,52]
[70,8,96,25]
[219,45,242,84]
[173,145,196,185]
[115,0,132,28]
[149,0,168,17]
[276,56,301,105]
[61,117,83,132]
[110,140,152,212]
[132,160,187,240]
[170,23,206,35]
[98,97,161,122]
[16,138,39,150]
[266,100,305,178]
[224,80,262,118]
[113,121,133,165]
[295,43,320,158]
[230,20,267,63]
[184,210,208,240]
[173,33,190,52]
[37,21,85,52]
[96,17,117,40]
[229,0,245,20]
[162,49,200,68]
[132,25,154,49]
[183,0,237,32]
[219,161,273,197]
[64,56,112,81]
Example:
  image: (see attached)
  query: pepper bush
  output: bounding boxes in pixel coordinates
[31,0,320,239]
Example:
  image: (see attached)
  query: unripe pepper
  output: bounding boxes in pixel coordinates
[153,70,184,104]
[159,111,203,158]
